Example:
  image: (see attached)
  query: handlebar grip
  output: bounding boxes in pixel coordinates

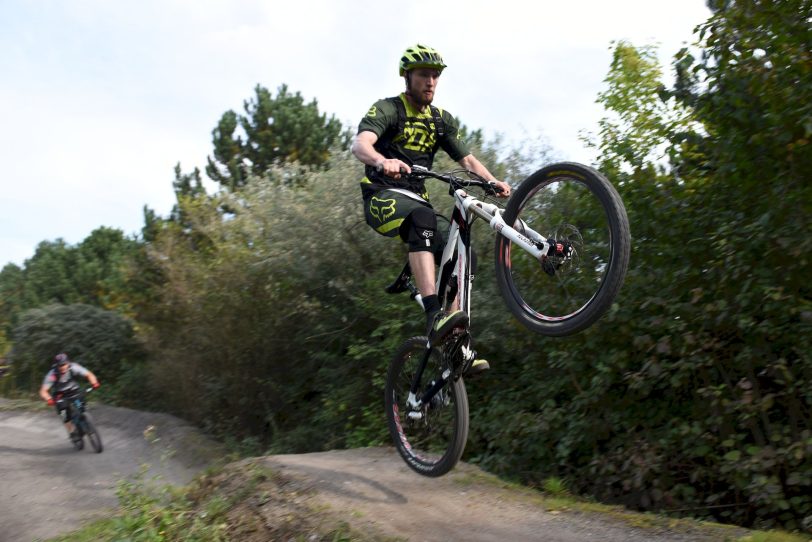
[375,163,410,175]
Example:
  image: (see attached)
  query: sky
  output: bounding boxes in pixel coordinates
[0,0,711,268]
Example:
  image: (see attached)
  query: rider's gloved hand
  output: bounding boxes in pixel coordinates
[47,398,55,406]
[92,382,100,389]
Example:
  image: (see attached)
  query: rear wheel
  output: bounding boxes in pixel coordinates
[385,337,469,477]
[79,414,103,453]
[494,162,630,336]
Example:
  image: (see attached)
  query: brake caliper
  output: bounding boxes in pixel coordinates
[541,239,573,276]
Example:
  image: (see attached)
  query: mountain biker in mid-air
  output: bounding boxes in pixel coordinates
[39,353,100,442]
[351,43,511,375]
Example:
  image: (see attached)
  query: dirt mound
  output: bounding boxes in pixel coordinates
[261,447,749,542]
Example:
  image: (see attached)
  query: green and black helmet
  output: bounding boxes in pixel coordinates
[399,44,447,76]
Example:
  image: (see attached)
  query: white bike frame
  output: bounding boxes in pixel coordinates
[417,184,553,321]
[403,180,553,414]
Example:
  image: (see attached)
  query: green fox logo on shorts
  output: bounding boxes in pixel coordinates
[370,197,396,223]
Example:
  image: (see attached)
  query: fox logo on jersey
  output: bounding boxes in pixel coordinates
[369,197,397,223]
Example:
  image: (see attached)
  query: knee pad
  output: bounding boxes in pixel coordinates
[406,206,437,253]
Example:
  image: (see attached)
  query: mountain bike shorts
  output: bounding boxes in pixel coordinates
[54,391,83,422]
[363,188,449,258]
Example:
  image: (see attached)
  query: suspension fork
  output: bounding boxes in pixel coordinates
[407,341,448,410]
[407,355,450,413]
[459,193,551,258]
[407,330,471,411]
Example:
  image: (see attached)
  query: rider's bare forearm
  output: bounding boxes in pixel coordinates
[352,132,411,178]
[458,154,496,181]
[351,136,386,168]
[458,154,511,197]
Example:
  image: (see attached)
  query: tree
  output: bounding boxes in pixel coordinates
[0,263,25,341]
[585,41,695,176]
[0,228,144,372]
[170,163,208,224]
[73,227,141,310]
[21,240,80,307]
[468,4,812,530]
[205,84,345,190]
[9,303,144,393]
[674,0,812,182]
[16,229,140,312]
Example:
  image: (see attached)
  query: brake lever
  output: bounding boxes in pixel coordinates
[486,181,504,196]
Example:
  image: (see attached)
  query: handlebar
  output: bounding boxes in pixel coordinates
[52,386,97,403]
[409,165,504,195]
[375,164,504,195]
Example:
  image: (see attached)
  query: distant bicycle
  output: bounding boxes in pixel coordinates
[385,163,630,476]
[57,387,103,453]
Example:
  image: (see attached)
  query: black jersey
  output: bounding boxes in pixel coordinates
[357,93,470,200]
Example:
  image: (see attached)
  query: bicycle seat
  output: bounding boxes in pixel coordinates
[385,262,412,294]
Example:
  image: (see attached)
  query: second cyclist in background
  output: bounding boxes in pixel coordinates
[39,353,100,443]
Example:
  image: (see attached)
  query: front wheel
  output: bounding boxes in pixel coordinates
[71,432,84,451]
[385,337,469,477]
[494,162,630,336]
[79,413,103,453]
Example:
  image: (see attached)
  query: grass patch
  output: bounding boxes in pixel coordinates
[0,392,46,412]
[451,464,812,542]
[51,459,386,542]
[737,532,811,542]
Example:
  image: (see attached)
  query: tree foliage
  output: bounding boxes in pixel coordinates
[134,151,394,447]
[205,84,345,191]
[466,1,811,532]
[2,6,810,531]
[0,228,141,336]
[9,303,144,397]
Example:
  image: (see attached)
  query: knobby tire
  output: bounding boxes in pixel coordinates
[80,413,103,453]
[494,162,630,336]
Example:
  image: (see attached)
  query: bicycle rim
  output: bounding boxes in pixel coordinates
[385,337,469,477]
[495,163,629,336]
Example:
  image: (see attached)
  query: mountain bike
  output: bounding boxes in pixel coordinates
[384,162,630,476]
[58,387,103,453]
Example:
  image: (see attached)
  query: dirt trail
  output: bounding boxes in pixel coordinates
[0,400,221,542]
[1,400,748,542]
[265,447,746,542]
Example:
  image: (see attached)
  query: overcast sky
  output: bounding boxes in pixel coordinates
[0,0,711,267]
